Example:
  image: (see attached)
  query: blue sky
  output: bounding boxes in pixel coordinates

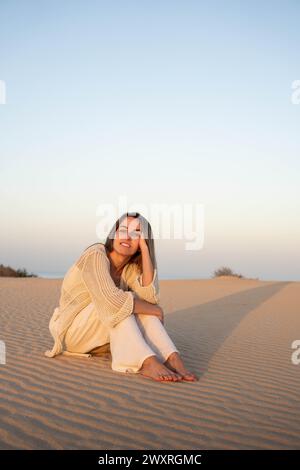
[0,0,299,280]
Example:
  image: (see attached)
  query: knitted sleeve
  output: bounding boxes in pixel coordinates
[81,248,134,329]
[126,264,160,305]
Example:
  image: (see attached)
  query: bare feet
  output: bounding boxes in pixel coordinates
[164,352,198,381]
[138,355,183,382]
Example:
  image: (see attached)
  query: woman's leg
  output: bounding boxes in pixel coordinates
[64,302,157,373]
[134,313,198,381]
[134,313,180,363]
[109,314,183,381]
[109,314,157,373]
[64,303,184,380]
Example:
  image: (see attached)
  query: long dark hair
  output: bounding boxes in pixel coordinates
[84,212,158,272]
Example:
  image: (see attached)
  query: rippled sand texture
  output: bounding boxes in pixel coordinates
[0,276,299,449]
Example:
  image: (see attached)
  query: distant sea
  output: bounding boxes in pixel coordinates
[36,272,66,279]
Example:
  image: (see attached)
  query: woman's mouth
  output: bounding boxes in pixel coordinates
[120,242,130,248]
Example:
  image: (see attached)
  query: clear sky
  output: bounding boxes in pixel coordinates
[0,0,299,281]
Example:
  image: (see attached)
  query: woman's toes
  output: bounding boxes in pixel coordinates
[183,372,197,381]
[159,373,170,381]
[162,373,176,381]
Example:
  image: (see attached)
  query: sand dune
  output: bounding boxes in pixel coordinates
[0,276,299,449]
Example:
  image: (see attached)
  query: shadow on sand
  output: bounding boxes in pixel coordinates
[165,281,292,375]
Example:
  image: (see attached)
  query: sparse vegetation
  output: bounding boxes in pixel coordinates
[213,266,244,279]
[0,264,38,278]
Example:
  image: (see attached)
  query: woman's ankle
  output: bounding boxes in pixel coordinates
[164,351,179,363]
[140,354,157,369]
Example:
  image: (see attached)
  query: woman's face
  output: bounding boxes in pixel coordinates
[113,216,142,257]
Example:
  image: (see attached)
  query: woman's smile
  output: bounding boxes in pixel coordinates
[120,242,131,248]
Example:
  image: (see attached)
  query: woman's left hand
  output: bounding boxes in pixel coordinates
[138,232,148,253]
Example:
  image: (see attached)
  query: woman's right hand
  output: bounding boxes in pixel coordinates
[133,298,165,324]
[153,305,164,325]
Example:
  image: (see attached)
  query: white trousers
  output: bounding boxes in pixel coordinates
[64,303,180,374]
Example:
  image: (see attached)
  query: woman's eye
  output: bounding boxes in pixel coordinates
[118,228,140,238]
[130,231,140,238]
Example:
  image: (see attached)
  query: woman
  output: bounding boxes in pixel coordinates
[45,212,197,382]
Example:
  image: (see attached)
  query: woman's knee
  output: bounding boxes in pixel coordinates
[135,312,162,329]
[109,313,142,340]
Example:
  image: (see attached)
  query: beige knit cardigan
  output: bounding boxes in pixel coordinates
[44,243,160,358]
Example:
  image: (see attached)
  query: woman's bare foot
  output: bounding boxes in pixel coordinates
[138,355,183,382]
[164,352,198,381]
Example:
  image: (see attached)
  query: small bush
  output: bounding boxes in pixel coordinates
[16,268,38,277]
[213,266,244,279]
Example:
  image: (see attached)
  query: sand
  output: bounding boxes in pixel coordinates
[0,275,299,449]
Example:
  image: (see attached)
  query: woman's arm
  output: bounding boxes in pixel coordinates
[133,297,164,324]
[125,235,160,304]
[138,234,154,287]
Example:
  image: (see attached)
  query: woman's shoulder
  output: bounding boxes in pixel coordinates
[83,242,106,255]
[74,243,107,269]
